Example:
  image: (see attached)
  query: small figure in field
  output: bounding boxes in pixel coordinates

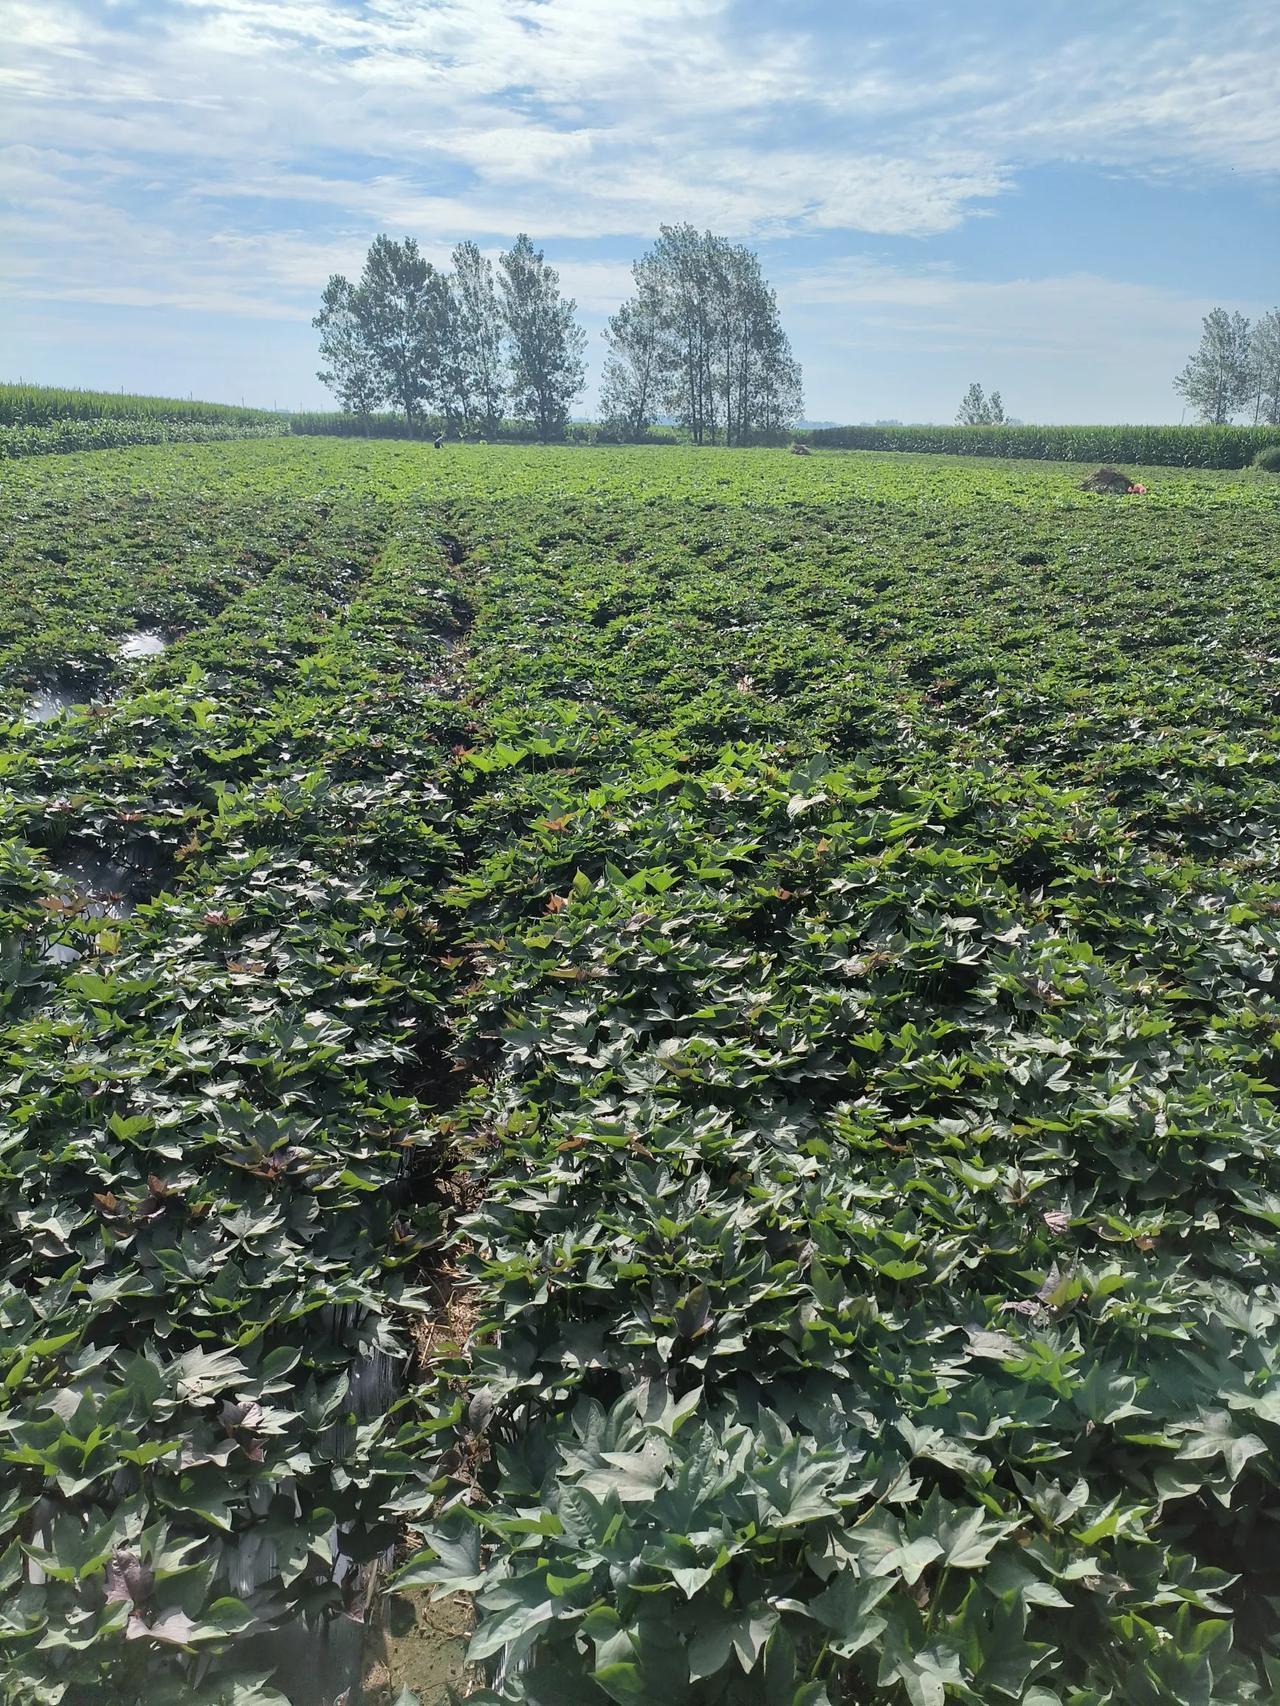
[433,432,444,450]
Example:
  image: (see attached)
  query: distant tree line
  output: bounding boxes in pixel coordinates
[315,227,803,444]
[600,225,802,445]
[316,234,585,441]
[1176,307,1280,425]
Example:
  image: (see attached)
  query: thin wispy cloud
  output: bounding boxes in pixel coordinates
[1,0,1276,418]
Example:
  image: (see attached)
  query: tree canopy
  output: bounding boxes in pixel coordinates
[498,235,587,444]
[1174,309,1256,425]
[315,233,586,440]
[316,228,803,442]
[955,383,1007,426]
[601,226,802,445]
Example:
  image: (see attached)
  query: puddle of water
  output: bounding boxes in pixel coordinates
[42,846,163,969]
[118,631,168,660]
[41,850,155,965]
[26,686,80,723]
[55,855,137,921]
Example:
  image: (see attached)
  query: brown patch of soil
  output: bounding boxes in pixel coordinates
[361,1590,476,1704]
[410,1257,480,1372]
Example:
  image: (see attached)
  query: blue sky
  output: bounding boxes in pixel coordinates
[1,0,1277,422]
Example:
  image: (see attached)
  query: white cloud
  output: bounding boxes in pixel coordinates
[0,0,1010,243]
[783,261,1232,351]
[0,0,1276,416]
[968,28,1280,177]
[0,0,93,52]
[5,0,1275,284]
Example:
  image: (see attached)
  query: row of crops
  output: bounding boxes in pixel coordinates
[0,387,289,460]
[2,440,1280,1705]
[0,421,291,459]
[285,412,683,444]
[6,382,1280,466]
[287,410,481,440]
[805,421,1280,467]
[0,385,281,427]
[0,442,472,1705]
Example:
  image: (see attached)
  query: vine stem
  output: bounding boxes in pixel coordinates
[923,1564,951,1639]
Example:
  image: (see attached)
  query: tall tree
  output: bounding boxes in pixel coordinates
[756,326,804,436]
[498,234,587,441]
[715,241,778,446]
[450,241,506,434]
[650,224,719,445]
[360,234,451,429]
[608,227,801,445]
[599,261,670,440]
[1174,308,1253,425]
[955,383,1008,426]
[956,383,989,425]
[1249,308,1280,427]
[432,284,469,431]
[313,275,383,420]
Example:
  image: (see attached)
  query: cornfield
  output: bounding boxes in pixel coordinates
[804,421,1280,468]
[286,411,681,443]
[0,383,279,427]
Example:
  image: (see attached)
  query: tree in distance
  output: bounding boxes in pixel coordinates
[315,233,587,439]
[498,235,587,443]
[1248,308,1280,427]
[599,264,669,442]
[956,383,1007,426]
[1175,308,1255,424]
[600,226,802,445]
[315,236,451,429]
[361,236,452,427]
[449,241,506,437]
[313,276,384,422]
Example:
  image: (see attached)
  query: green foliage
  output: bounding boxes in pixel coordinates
[0,439,1279,1702]
[0,450,473,1701]
[806,421,1280,468]
[499,233,587,442]
[287,414,681,444]
[0,388,288,461]
[603,227,802,445]
[0,421,290,461]
[0,386,279,428]
[955,381,1005,425]
[1253,444,1280,473]
[1174,308,1255,426]
[288,409,457,439]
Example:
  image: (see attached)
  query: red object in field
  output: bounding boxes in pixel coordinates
[1127,483,1147,494]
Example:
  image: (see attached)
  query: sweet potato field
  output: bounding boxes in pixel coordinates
[2,440,1280,1706]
